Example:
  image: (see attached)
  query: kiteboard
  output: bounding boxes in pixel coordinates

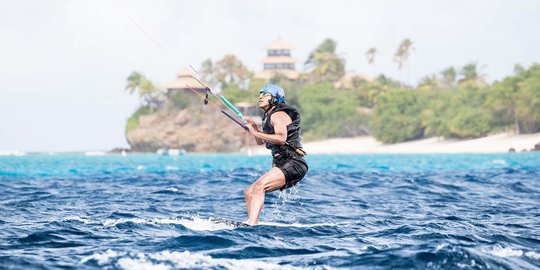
[210,217,249,228]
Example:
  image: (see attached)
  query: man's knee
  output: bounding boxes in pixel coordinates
[252,180,267,194]
[244,186,253,198]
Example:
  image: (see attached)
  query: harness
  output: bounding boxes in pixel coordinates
[262,103,306,157]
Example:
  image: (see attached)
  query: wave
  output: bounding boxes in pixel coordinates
[482,245,540,260]
[84,151,106,156]
[63,216,341,231]
[4,154,540,269]
[81,249,307,270]
[0,150,26,156]
[64,216,237,231]
[258,221,339,228]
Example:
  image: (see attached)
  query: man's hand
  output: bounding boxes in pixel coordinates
[243,116,259,133]
[242,117,264,145]
[246,123,258,135]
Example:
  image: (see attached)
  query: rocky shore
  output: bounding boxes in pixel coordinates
[125,107,258,153]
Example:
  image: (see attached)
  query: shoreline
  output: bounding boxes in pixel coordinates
[242,132,540,155]
[2,133,539,156]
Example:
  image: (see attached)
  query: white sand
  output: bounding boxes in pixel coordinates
[242,132,540,154]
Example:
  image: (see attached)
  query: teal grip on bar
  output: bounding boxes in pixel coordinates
[219,95,247,123]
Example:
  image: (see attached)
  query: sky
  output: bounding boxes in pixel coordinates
[1,0,539,152]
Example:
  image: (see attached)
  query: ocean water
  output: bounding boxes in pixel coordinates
[1,153,539,269]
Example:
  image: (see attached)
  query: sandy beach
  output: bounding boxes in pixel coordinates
[243,132,540,154]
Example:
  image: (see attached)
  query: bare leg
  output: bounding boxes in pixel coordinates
[243,186,253,220]
[247,167,286,225]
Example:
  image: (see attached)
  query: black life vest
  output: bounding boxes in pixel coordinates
[262,103,304,156]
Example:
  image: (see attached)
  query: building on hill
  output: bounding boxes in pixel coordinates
[161,66,209,96]
[158,66,212,109]
[254,36,300,81]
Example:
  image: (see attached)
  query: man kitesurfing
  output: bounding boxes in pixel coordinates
[242,84,308,225]
[186,79,307,226]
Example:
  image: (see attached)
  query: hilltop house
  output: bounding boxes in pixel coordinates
[254,37,300,81]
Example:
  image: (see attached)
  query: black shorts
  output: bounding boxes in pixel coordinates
[272,154,308,190]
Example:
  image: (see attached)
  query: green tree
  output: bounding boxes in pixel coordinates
[213,54,251,88]
[446,108,491,138]
[394,38,413,70]
[515,64,540,133]
[365,47,378,73]
[353,75,403,107]
[371,89,424,143]
[293,83,362,139]
[440,66,457,87]
[420,89,452,137]
[445,88,491,138]
[304,38,345,83]
[485,73,520,133]
[125,71,143,95]
[125,71,160,108]
[418,74,439,91]
[458,62,487,87]
[125,71,161,132]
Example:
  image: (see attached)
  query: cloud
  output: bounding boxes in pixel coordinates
[1,0,539,151]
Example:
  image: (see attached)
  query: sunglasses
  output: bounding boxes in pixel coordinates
[259,92,272,98]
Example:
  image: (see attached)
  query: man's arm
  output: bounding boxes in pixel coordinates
[247,112,291,145]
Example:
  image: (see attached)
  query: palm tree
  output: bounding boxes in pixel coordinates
[394,38,413,70]
[458,62,487,87]
[304,38,345,83]
[126,71,143,95]
[440,67,456,87]
[125,71,158,107]
[305,38,337,67]
[365,47,378,74]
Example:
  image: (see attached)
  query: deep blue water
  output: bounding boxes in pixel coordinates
[1,153,540,269]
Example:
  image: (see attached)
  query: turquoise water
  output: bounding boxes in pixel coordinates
[1,153,539,269]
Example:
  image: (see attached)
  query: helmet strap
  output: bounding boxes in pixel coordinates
[264,104,275,116]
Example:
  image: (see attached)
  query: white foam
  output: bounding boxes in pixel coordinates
[165,166,179,171]
[485,246,523,257]
[434,243,448,252]
[136,165,145,170]
[81,249,123,265]
[0,150,27,156]
[258,221,337,228]
[118,255,169,270]
[102,218,147,227]
[100,217,237,231]
[165,187,180,192]
[491,159,507,165]
[85,151,106,156]
[81,250,306,269]
[168,217,237,231]
[525,251,540,260]
[67,215,338,231]
[63,216,99,225]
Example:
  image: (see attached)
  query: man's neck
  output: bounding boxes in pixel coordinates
[264,105,276,115]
